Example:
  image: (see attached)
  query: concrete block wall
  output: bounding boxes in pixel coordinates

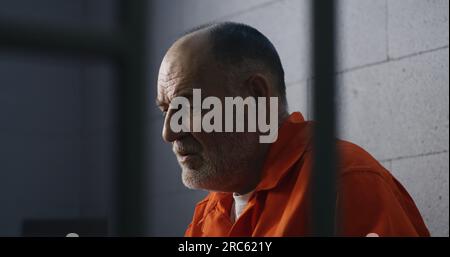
[149,0,449,236]
[337,0,449,237]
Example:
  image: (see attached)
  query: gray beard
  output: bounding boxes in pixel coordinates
[180,133,260,192]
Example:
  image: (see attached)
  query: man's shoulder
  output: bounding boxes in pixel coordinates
[332,140,396,189]
[337,140,385,170]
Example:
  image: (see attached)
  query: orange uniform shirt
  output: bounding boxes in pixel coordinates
[185,112,430,237]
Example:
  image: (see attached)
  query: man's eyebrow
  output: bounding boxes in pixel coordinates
[155,89,194,108]
[174,89,193,99]
[155,98,165,108]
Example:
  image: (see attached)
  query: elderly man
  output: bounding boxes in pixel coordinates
[156,22,429,236]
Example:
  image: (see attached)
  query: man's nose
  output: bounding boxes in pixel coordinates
[162,109,187,143]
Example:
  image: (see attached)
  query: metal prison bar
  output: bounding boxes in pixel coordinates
[0,0,148,236]
[311,0,338,236]
[0,0,337,236]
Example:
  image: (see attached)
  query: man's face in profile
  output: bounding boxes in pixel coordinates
[156,34,261,193]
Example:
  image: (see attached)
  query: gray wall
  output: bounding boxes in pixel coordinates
[0,0,448,237]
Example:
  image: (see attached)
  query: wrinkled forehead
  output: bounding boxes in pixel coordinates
[157,36,225,103]
[158,48,201,77]
[157,54,208,101]
[159,32,211,78]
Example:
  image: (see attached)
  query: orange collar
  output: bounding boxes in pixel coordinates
[206,112,312,212]
[254,112,312,192]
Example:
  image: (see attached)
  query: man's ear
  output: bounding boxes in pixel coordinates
[245,73,272,99]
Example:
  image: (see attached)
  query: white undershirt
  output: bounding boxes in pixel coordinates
[230,191,254,223]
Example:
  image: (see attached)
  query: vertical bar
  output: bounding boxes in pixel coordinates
[0,0,149,237]
[311,0,337,236]
[114,0,148,236]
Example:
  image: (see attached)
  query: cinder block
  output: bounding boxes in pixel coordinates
[226,0,312,84]
[224,0,386,83]
[388,0,449,58]
[337,0,388,70]
[337,47,449,160]
[391,152,449,236]
[176,0,278,32]
[149,0,277,40]
[286,80,309,119]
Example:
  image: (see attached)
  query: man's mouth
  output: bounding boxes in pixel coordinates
[178,153,199,163]
[175,148,198,157]
[173,140,203,167]
[173,142,200,157]
[176,152,203,170]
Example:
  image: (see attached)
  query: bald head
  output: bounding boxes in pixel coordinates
[184,22,287,105]
[160,22,287,106]
[159,30,213,83]
[156,22,287,193]
[157,30,231,118]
